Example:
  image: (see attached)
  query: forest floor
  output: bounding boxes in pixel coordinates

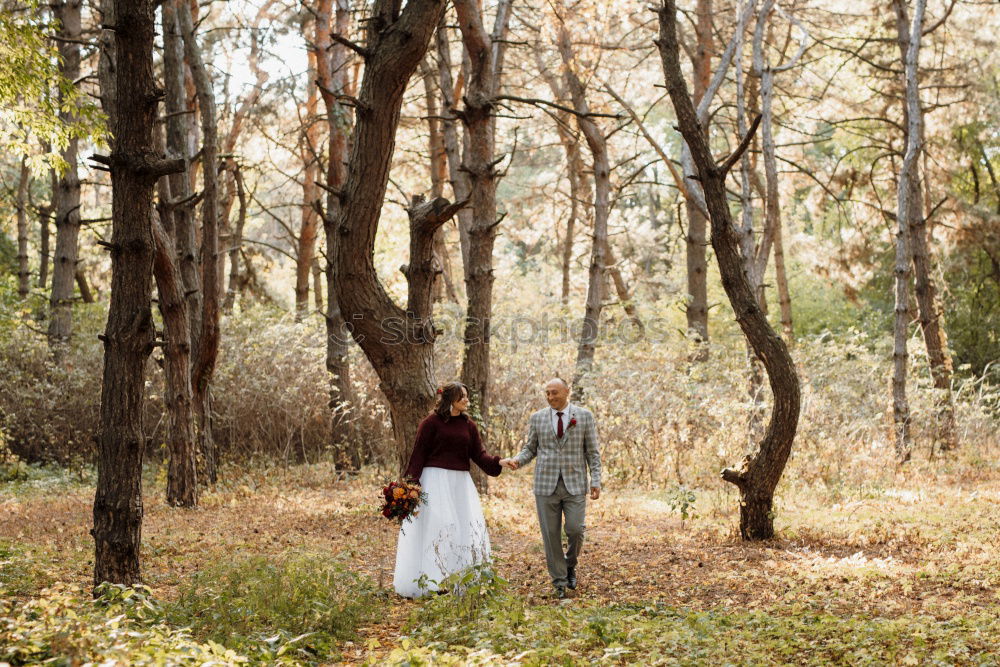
[2,460,1000,664]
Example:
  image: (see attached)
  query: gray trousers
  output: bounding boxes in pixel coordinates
[535,477,587,589]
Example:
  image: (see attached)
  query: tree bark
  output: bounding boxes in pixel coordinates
[37,190,51,290]
[331,0,451,471]
[891,0,927,464]
[312,258,324,312]
[421,59,459,304]
[75,270,94,303]
[93,0,184,588]
[604,241,644,334]
[735,23,765,445]
[452,0,512,452]
[179,0,221,483]
[658,0,801,540]
[296,49,322,320]
[894,0,956,454]
[223,162,247,313]
[316,0,361,469]
[152,210,198,507]
[47,0,83,359]
[162,0,201,367]
[436,18,474,283]
[683,0,715,361]
[16,159,30,298]
[537,54,589,307]
[558,25,610,403]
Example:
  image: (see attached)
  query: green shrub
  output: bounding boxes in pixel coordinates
[406,562,526,652]
[0,583,249,665]
[164,551,382,664]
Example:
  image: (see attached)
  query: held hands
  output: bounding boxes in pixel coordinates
[499,458,520,470]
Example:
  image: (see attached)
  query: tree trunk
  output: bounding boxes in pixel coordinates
[331,0,452,471]
[773,210,793,339]
[436,18,474,285]
[162,0,201,369]
[223,162,247,313]
[153,210,198,507]
[312,258,324,312]
[537,54,589,308]
[16,160,30,298]
[296,51,322,320]
[316,0,361,469]
[658,0,801,540]
[682,0,715,361]
[558,26,610,403]
[891,0,927,464]
[421,59,459,304]
[93,0,184,588]
[894,0,956,455]
[37,191,51,291]
[75,270,95,303]
[47,0,83,359]
[179,0,221,483]
[735,27,766,446]
[561,130,583,305]
[754,2,797,342]
[453,0,512,491]
[604,241,643,333]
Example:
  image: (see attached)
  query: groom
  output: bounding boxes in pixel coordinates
[501,378,602,598]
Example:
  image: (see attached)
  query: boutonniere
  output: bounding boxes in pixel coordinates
[567,416,578,430]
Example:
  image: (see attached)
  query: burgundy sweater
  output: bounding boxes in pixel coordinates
[404,412,503,480]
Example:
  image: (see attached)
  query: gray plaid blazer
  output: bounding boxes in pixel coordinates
[514,404,602,496]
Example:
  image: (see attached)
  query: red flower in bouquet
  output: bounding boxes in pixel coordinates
[378,480,427,527]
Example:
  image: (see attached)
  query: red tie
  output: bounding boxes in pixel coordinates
[557,411,564,439]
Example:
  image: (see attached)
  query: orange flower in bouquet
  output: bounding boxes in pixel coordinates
[379,480,427,528]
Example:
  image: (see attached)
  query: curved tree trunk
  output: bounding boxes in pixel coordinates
[92,0,185,587]
[331,0,453,471]
[658,0,800,540]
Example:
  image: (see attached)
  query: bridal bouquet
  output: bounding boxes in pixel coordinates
[379,480,426,526]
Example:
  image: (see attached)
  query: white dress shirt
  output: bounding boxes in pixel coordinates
[549,403,572,436]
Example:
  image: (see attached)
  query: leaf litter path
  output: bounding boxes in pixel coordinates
[2,466,998,664]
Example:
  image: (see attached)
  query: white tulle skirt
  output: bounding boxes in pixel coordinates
[393,467,491,598]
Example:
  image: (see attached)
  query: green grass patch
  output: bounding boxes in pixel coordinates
[164,551,383,663]
[397,594,1000,665]
[0,541,37,597]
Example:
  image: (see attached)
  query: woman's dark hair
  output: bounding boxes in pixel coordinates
[434,382,468,419]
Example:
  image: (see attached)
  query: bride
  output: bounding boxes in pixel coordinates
[393,382,509,598]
